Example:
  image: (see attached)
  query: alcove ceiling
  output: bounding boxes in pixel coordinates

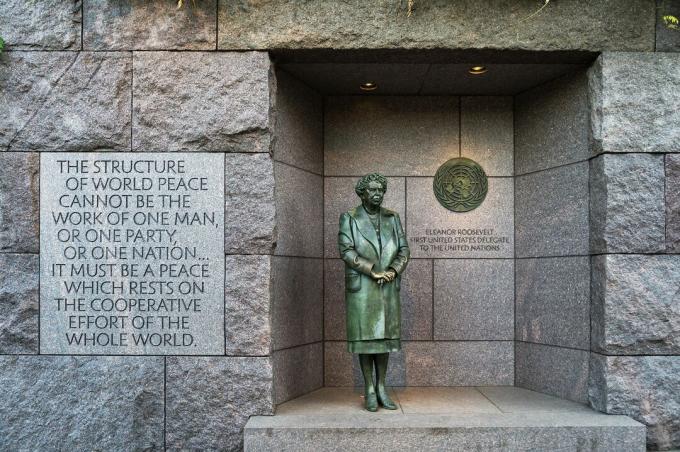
[272,49,595,95]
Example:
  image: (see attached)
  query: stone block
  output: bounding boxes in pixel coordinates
[274,69,323,174]
[245,412,646,452]
[324,96,459,177]
[225,153,276,254]
[589,52,680,154]
[225,255,271,356]
[656,0,680,52]
[589,353,680,450]
[84,0,216,50]
[271,257,323,351]
[274,163,323,257]
[666,154,680,252]
[325,341,513,387]
[434,259,514,340]
[0,0,81,50]
[0,153,39,253]
[590,154,665,254]
[324,176,405,258]
[516,342,589,404]
[461,97,513,177]
[591,254,680,355]
[1,52,131,152]
[0,254,38,354]
[0,356,163,451]
[515,256,590,350]
[516,162,589,257]
[133,51,272,153]
[218,0,654,52]
[272,342,323,405]
[407,177,514,258]
[515,70,589,175]
[166,356,273,451]
[324,258,432,341]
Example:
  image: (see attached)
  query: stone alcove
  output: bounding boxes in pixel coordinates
[269,50,594,407]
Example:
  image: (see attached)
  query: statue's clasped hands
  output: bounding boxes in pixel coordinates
[370,269,397,286]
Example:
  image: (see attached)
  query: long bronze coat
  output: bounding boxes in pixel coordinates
[338,205,410,342]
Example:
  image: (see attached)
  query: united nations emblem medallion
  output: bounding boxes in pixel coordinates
[433,157,488,212]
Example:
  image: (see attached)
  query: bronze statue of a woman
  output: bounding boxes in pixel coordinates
[338,173,410,411]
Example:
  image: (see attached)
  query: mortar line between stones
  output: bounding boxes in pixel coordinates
[322,94,326,388]
[130,51,134,152]
[38,152,41,355]
[80,1,84,51]
[215,0,219,50]
[515,340,591,354]
[223,153,227,357]
[512,94,517,387]
[163,356,167,451]
[458,97,462,158]
[476,387,504,413]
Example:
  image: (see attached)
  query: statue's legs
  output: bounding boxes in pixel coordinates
[359,354,378,411]
[374,353,397,409]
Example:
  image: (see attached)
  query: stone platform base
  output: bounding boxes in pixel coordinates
[244,387,645,451]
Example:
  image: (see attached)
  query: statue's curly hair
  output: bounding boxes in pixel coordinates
[355,173,387,197]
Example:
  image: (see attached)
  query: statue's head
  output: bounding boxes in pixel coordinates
[355,173,387,210]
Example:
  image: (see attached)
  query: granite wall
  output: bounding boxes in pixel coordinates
[513,69,591,404]
[587,52,680,450]
[323,96,515,387]
[0,1,678,451]
[271,69,324,405]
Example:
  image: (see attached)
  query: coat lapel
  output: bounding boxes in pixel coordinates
[353,205,380,255]
[379,208,393,250]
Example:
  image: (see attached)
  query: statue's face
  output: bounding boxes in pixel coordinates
[361,180,385,209]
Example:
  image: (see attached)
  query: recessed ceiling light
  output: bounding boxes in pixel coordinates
[469,66,487,75]
[359,82,378,91]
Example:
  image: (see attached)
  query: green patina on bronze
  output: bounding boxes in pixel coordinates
[433,157,488,212]
[338,173,410,412]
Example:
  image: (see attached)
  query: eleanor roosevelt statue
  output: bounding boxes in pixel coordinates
[338,173,410,412]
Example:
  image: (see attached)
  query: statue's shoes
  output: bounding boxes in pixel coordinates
[365,392,378,412]
[377,390,398,410]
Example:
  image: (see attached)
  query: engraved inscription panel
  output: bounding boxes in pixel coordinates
[40,153,225,355]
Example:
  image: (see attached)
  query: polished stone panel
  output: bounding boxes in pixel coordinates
[273,342,323,405]
[515,162,589,257]
[274,69,323,174]
[325,341,513,387]
[272,257,323,351]
[515,256,590,350]
[166,356,273,451]
[434,259,514,340]
[461,96,513,177]
[515,342,589,404]
[324,177,405,258]
[324,96,459,176]
[407,177,513,258]
[477,386,590,413]
[274,163,323,258]
[515,70,589,175]
[41,153,225,355]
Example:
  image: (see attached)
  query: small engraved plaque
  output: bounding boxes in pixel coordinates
[40,153,225,355]
[433,157,488,212]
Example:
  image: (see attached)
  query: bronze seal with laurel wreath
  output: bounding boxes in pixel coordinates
[433,157,488,212]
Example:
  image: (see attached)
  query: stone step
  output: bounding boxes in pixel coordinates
[245,412,645,451]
